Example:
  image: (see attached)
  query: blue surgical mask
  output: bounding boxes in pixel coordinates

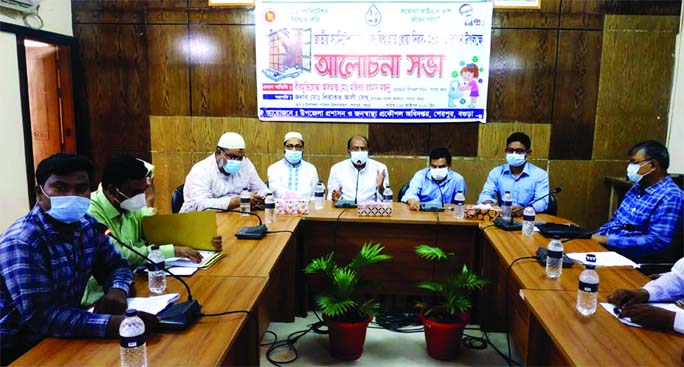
[40,186,90,223]
[284,150,302,165]
[626,161,652,184]
[223,159,242,175]
[350,151,369,165]
[430,167,448,181]
[506,153,526,168]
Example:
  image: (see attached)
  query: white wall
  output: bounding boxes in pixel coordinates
[0,0,72,230]
[668,5,684,174]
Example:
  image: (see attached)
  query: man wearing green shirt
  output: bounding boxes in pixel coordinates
[82,155,221,307]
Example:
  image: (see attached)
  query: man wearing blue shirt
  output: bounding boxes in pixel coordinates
[477,132,550,213]
[401,147,466,210]
[592,140,684,264]
[0,154,158,365]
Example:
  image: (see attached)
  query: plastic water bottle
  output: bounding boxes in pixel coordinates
[383,184,393,206]
[545,236,563,279]
[454,190,466,219]
[119,309,147,367]
[314,181,325,210]
[577,254,599,316]
[265,193,276,223]
[522,206,536,236]
[501,191,512,221]
[240,187,250,216]
[148,245,166,294]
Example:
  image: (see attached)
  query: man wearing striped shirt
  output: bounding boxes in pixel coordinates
[0,154,157,365]
[593,141,684,264]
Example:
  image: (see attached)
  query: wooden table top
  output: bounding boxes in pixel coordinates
[483,215,650,291]
[523,289,682,366]
[12,276,267,367]
[201,212,299,277]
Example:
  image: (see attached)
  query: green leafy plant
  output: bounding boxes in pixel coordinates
[305,242,391,321]
[415,244,488,321]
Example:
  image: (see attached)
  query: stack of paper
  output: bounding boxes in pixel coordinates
[127,293,180,315]
[165,250,225,269]
[566,251,638,267]
[600,302,681,328]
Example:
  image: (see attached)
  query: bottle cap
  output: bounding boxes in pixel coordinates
[125,309,138,317]
[552,235,560,240]
[457,190,463,194]
[505,190,510,193]
[151,245,160,250]
[586,254,596,263]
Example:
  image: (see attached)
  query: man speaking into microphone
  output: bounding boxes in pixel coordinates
[592,141,684,264]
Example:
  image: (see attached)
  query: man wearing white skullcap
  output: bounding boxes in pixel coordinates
[608,257,684,334]
[267,132,320,199]
[180,132,269,212]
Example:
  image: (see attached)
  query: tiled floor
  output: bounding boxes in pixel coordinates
[260,313,520,366]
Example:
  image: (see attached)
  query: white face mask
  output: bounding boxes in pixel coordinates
[117,189,147,211]
[430,167,448,181]
[350,151,369,165]
[626,161,652,184]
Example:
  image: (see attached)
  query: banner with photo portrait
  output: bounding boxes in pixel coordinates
[255,0,493,123]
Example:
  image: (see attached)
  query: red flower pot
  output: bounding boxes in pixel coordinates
[418,309,470,361]
[324,315,372,361]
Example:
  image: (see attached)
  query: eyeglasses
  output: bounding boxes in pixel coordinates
[220,150,243,161]
[285,144,304,151]
[505,148,527,154]
[628,159,651,165]
[349,146,368,152]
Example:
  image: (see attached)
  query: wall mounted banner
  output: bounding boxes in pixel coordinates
[255,0,493,123]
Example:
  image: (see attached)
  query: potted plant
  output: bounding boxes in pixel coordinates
[415,244,488,361]
[304,242,391,360]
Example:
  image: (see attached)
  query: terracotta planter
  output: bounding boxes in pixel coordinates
[324,315,372,361]
[418,309,470,361]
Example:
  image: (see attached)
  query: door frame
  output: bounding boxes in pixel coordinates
[0,22,76,207]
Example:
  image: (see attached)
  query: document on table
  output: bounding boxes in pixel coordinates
[165,250,224,269]
[567,252,637,267]
[89,293,180,315]
[600,302,681,328]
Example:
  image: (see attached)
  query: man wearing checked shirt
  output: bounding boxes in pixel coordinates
[593,140,684,264]
[0,154,158,365]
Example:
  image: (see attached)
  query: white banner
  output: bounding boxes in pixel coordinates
[255,0,493,123]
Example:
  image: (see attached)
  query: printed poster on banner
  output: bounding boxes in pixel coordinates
[255,0,493,123]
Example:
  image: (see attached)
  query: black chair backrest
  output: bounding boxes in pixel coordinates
[171,184,185,213]
[545,192,558,216]
[397,182,410,202]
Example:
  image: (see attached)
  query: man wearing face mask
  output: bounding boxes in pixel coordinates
[181,132,269,212]
[402,147,466,210]
[592,140,683,264]
[477,132,550,213]
[0,154,158,365]
[327,135,389,203]
[82,155,222,307]
[267,132,320,199]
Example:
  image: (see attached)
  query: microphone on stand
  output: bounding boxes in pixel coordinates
[95,223,201,331]
[494,187,563,231]
[205,207,267,239]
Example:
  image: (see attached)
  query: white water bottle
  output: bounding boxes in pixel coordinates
[522,205,535,236]
[240,187,250,216]
[147,245,166,294]
[501,191,512,221]
[577,254,599,316]
[454,190,466,219]
[383,184,393,206]
[265,193,276,223]
[314,181,325,209]
[545,236,563,279]
[120,309,147,367]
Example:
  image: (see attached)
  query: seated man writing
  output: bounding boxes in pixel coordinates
[0,154,157,365]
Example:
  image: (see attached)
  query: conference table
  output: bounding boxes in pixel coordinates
[12,202,680,366]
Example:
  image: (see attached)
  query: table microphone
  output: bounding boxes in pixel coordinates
[205,207,267,239]
[95,223,201,330]
[494,187,563,231]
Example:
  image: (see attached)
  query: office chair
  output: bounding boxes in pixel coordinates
[544,192,558,216]
[397,182,410,202]
[171,184,185,213]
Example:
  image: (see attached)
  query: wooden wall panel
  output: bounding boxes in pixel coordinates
[429,123,480,157]
[547,160,594,227]
[147,26,191,116]
[72,0,188,24]
[487,29,557,123]
[560,0,604,30]
[369,124,429,156]
[188,1,255,24]
[592,16,678,160]
[586,160,629,229]
[190,25,257,116]
[478,122,551,159]
[493,0,560,29]
[549,30,602,160]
